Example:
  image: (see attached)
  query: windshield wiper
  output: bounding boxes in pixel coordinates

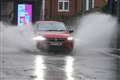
[47,30,57,31]
[57,30,65,31]
[46,30,65,31]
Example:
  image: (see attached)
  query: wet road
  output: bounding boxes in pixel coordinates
[0,48,120,80]
[1,13,120,80]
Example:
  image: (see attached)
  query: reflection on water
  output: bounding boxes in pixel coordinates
[34,55,75,80]
[33,52,118,80]
[34,56,46,80]
[65,56,74,80]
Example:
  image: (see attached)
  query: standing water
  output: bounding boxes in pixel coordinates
[72,12,119,80]
[0,12,119,80]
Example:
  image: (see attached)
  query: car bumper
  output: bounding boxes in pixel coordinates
[36,41,73,51]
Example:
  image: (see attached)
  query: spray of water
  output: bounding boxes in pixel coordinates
[74,12,118,51]
[0,12,118,53]
[0,22,36,52]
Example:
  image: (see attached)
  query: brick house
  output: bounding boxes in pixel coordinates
[43,0,106,21]
[1,0,106,24]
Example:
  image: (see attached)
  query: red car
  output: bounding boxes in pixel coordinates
[33,21,74,52]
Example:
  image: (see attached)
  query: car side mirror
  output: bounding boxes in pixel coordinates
[68,30,74,33]
[66,26,74,33]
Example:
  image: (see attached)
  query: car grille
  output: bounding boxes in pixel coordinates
[47,38,65,42]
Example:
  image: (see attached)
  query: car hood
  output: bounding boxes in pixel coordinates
[36,31,70,38]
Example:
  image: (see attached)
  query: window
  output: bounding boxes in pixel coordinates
[59,2,63,10]
[58,0,69,12]
[35,22,66,31]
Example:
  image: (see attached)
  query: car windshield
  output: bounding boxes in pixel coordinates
[34,22,67,31]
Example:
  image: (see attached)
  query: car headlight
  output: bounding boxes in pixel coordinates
[67,37,73,41]
[32,36,46,41]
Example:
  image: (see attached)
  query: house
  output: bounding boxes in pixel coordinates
[44,0,106,21]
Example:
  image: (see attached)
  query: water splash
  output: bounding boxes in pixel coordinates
[0,13,118,53]
[74,12,118,50]
[0,23,36,52]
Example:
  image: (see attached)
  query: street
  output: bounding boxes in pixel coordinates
[0,47,120,80]
[1,0,120,80]
[0,12,120,80]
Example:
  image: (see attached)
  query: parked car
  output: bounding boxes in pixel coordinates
[33,21,74,52]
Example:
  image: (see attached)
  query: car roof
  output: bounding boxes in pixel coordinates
[35,21,64,24]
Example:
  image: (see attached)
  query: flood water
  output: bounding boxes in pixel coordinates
[0,48,120,80]
[0,12,120,80]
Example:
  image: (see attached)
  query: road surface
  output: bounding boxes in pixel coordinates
[0,47,120,80]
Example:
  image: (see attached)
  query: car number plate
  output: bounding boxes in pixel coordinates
[49,42,62,46]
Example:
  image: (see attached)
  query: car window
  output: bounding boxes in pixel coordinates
[34,22,67,31]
